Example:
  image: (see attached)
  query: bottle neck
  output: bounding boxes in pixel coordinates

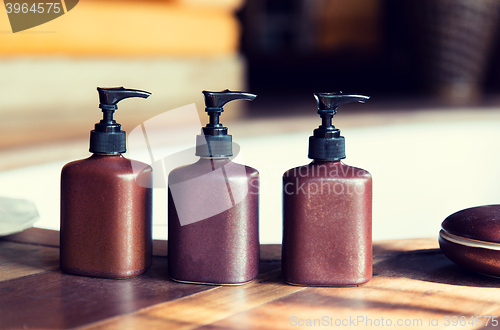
[91,153,124,157]
[200,156,229,160]
[311,159,342,164]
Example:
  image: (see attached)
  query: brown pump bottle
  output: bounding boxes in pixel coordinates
[60,87,153,279]
[282,92,372,286]
[168,90,259,285]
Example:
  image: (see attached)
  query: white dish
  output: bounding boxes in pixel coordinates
[0,197,39,236]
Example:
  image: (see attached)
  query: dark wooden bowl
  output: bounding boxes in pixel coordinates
[439,205,500,277]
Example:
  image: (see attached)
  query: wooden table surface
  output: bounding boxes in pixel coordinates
[1,229,499,330]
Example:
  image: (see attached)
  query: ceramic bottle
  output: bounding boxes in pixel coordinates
[282,92,372,286]
[168,90,259,285]
[60,87,153,279]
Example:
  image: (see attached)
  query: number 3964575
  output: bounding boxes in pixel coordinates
[5,3,62,14]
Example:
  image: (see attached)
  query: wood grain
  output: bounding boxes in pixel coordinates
[0,255,212,329]
[194,247,500,330]
[82,267,302,330]
[0,241,59,281]
[4,228,170,256]
[2,229,282,259]
[2,235,499,330]
[2,228,60,248]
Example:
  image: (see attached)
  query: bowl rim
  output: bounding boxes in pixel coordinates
[440,229,500,251]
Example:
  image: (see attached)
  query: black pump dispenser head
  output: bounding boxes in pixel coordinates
[196,89,256,157]
[90,87,151,154]
[308,92,369,161]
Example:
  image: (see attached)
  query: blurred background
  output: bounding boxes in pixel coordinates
[2,0,500,243]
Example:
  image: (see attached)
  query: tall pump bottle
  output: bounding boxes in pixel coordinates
[168,89,259,285]
[282,92,372,286]
[60,87,153,279]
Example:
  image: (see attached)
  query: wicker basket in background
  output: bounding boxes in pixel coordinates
[408,0,500,104]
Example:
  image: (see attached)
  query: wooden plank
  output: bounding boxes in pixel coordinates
[0,242,286,329]
[0,256,214,329]
[3,234,478,330]
[197,248,500,330]
[0,241,283,329]
[81,266,301,330]
[3,228,171,256]
[0,241,59,281]
[80,241,440,330]
[1,229,284,260]
[2,228,60,248]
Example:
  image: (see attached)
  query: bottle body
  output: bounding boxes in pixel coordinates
[282,160,372,286]
[168,158,259,285]
[60,154,152,278]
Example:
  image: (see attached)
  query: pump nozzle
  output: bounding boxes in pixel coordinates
[201,90,256,136]
[98,87,151,110]
[196,89,257,157]
[203,89,256,109]
[90,87,151,154]
[309,91,369,161]
[314,92,369,114]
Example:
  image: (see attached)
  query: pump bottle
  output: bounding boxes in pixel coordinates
[168,89,259,285]
[60,87,153,279]
[282,92,372,286]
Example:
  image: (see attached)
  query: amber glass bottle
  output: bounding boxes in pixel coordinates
[282,92,372,286]
[60,87,152,279]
